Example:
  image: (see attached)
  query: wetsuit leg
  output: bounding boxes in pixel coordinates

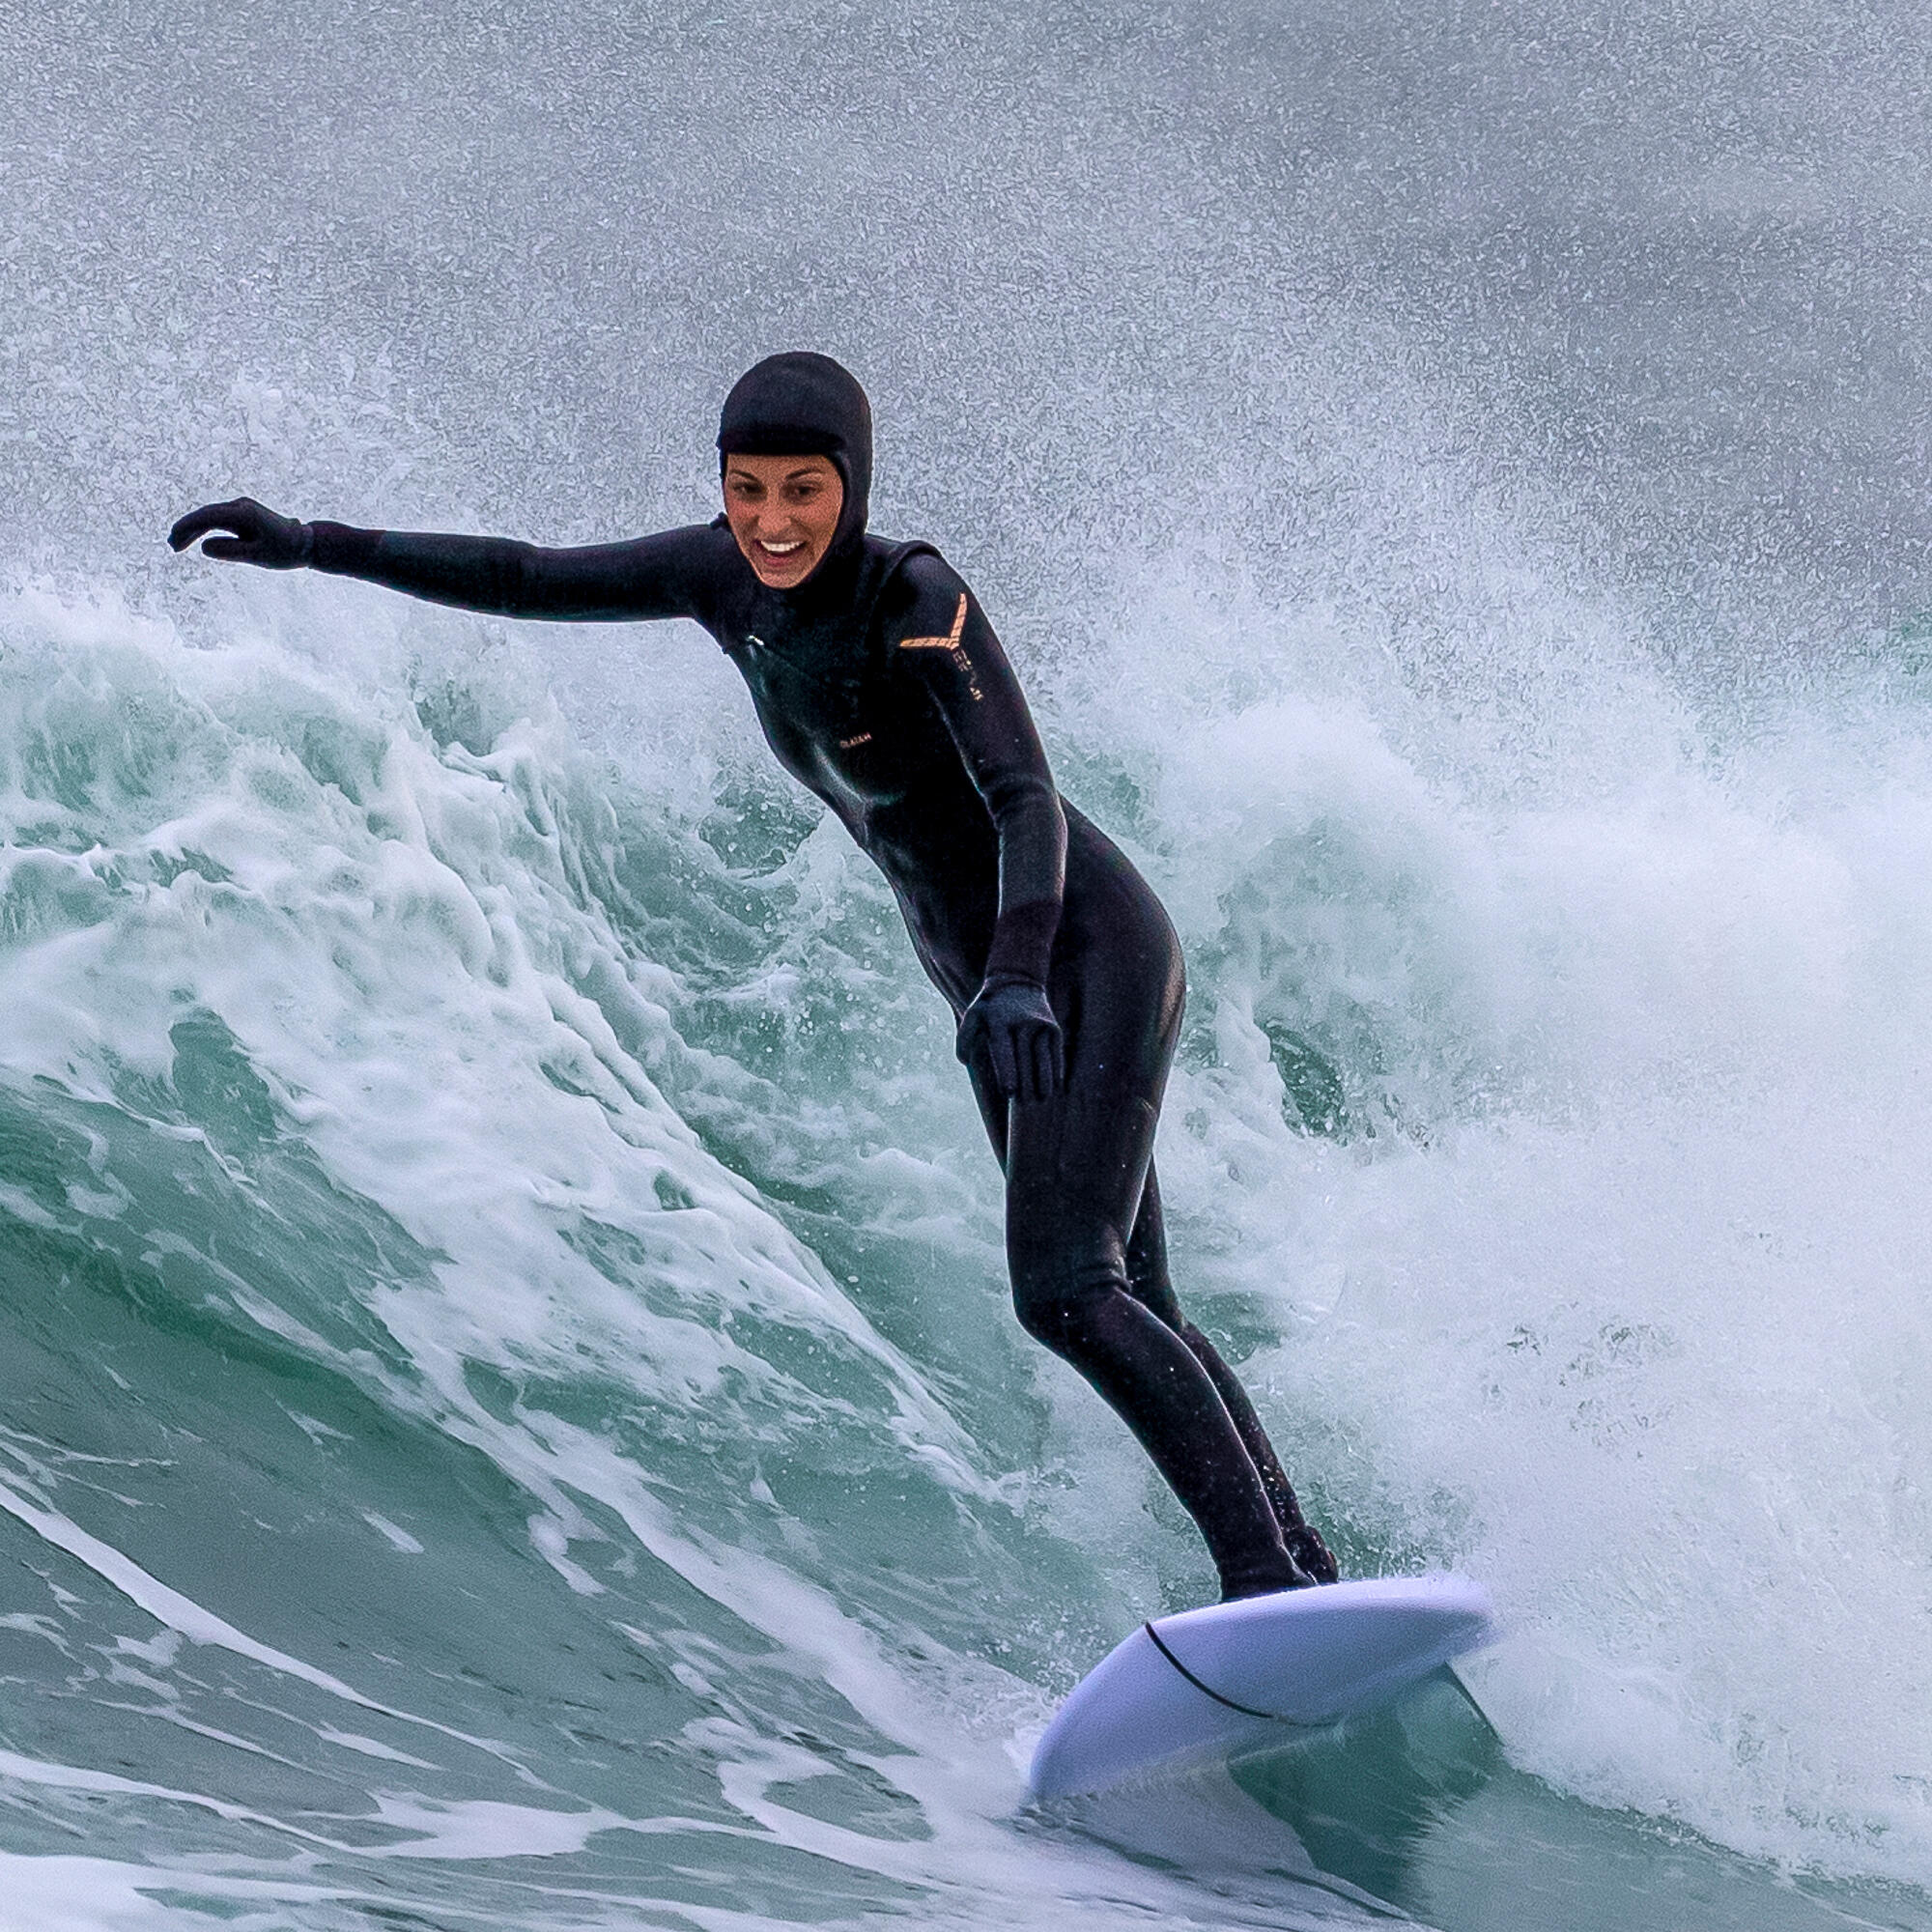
[970,850,1309,1601]
[1124,1168,1339,1585]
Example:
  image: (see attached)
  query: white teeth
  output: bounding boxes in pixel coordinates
[759,539,804,554]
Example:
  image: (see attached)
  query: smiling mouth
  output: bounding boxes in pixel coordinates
[757,539,805,556]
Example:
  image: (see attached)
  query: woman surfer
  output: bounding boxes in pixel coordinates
[169,351,1337,1601]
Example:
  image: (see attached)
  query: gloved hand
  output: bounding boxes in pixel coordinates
[168,497,313,569]
[955,975,1064,1104]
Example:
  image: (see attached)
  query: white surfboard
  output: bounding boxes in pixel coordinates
[1028,1575,1496,1798]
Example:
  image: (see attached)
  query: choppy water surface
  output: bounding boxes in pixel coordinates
[5,4,1932,1927]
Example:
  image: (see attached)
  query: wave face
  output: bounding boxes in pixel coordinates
[8,3,1932,1927]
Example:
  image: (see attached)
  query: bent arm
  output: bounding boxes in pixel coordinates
[890,555,1066,986]
[306,521,725,623]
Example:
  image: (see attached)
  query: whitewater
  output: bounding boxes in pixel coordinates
[6,3,1932,1927]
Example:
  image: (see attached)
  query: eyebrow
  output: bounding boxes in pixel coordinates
[726,464,830,482]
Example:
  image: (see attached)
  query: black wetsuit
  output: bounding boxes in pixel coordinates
[168,353,1335,1599]
[289,518,1325,1596]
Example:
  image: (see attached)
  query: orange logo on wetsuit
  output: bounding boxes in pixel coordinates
[897,593,981,700]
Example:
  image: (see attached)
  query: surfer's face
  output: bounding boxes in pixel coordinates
[723,454,844,588]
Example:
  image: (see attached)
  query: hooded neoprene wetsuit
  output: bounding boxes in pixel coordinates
[173,352,1336,1599]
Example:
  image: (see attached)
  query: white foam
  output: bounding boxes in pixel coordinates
[1047,558,1932,1884]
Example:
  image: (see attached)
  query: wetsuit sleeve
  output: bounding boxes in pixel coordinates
[888,554,1066,986]
[305,522,726,623]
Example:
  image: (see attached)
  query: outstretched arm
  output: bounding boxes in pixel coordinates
[888,553,1068,1102]
[168,496,730,624]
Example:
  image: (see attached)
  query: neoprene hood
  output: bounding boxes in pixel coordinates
[717,352,872,557]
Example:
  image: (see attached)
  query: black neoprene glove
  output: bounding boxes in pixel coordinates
[167,497,314,569]
[956,975,1064,1105]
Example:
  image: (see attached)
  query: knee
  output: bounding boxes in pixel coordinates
[1009,1242,1121,1352]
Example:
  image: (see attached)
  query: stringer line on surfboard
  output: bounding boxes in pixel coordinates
[1141,1619,1303,1722]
